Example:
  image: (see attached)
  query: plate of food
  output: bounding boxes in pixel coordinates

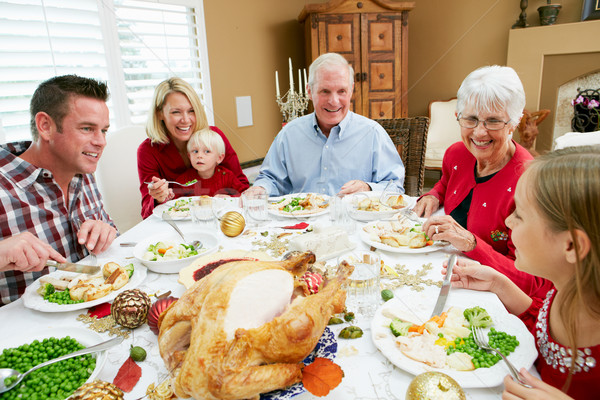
[268,193,330,218]
[153,197,197,220]
[371,289,537,388]
[0,327,108,398]
[359,216,449,253]
[22,260,147,312]
[346,192,416,221]
[261,327,337,400]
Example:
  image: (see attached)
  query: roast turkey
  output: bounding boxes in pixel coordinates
[158,251,352,400]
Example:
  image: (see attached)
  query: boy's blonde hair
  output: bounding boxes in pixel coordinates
[187,128,225,156]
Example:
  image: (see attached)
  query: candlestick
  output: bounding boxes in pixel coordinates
[303,68,308,93]
[288,58,294,94]
[275,71,280,98]
[298,69,302,95]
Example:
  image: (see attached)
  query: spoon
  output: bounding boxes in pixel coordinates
[161,212,202,251]
[0,336,123,393]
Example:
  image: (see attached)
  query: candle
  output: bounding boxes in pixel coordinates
[288,58,294,94]
[298,69,302,95]
[303,68,308,93]
[275,71,280,97]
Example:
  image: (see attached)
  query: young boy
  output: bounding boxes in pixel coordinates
[176,128,249,196]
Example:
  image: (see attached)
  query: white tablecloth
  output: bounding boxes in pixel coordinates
[0,204,531,399]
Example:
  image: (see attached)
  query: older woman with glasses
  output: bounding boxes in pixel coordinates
[414,65,553,299]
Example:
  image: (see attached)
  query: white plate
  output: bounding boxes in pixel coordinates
[268,193,330,219]
[133,230,219,274]
[1,327,107,385]
[359,218,449,254]
[22,261,147,312]
[371,290,537,388]
[152,196,196,220]
[347,193,417,222]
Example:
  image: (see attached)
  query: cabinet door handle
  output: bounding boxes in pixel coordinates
[361,72,368,81]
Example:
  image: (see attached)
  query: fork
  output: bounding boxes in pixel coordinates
[144,180,196,189]
[73,217,97,265]
[472,326,532,388]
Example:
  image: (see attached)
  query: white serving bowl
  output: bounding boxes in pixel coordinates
[133,230,218,274]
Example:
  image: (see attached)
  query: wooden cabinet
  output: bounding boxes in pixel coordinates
[299,0,414,119]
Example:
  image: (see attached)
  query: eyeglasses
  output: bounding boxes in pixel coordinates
[457,115,511,131]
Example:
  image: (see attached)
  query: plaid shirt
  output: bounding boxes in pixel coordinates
[0,141,115,306]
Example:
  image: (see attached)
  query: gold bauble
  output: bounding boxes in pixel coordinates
[406,372,465,400]
[220,211,245,237]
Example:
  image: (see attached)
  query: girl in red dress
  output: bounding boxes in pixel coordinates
[445,145,600,399]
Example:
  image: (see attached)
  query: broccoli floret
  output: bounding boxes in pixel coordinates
[463,306,493,328]
[37,283,55,297]
[390,319,413,337]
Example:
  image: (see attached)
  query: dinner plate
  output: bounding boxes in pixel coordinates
[1,327,107,384]
[268,193,330,219]
[152,196,196,220]
[261,327,337,400]
[359,218,449,254]
[346,193,417,222]
[371,290,537,388]
[22,260,147,312]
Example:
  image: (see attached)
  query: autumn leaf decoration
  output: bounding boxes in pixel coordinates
[302,357,344,397]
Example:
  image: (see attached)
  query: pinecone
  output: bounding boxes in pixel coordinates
[69,380,124,399]
[111,289,151,329]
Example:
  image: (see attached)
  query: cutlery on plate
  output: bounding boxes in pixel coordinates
[161,212,202,251]
[430,254,457,318]
[73,217,97,265]
[0,336,123,393]
[145,180,196,189]
[472,326,532,388]
[45,260,101,274]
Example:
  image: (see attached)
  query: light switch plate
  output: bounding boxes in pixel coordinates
[236,96,253,127]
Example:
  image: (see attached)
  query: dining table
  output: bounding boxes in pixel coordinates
[0,195,537,400]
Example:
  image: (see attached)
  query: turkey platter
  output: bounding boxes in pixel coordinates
[158,251,352,400]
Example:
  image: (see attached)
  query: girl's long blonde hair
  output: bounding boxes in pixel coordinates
[146,77,209,144]
[525,145,600,390]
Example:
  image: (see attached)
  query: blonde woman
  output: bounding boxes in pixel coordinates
[446,146,600,399]
[137,77,247,218]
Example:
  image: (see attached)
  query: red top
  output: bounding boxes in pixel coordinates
[423,141,553,298]
[519,289,600,399]
[137,126,248,218]
[175,166,248,197]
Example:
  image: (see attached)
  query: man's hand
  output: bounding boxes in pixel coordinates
[338,180,370,195]
[0,232,66,272]
[413,195,439,218]
[77,220,117,255]
[148,177,174,203]
[503,369,573,400]
[242,185,267,196]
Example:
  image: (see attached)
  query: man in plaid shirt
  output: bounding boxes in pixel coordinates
[0,75,117,305]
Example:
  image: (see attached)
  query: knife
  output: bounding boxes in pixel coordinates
[45,260,101,274]
[430,254,457,318]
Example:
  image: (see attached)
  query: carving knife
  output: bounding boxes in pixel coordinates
[430,254,457,318]
[45,260,100,274]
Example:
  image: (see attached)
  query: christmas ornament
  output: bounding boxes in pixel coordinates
[147,296,178,335]
[220,211,245,237]
[111,289,151,329]
[406,372,465,400]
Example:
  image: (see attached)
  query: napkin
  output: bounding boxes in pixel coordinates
[281,222,309,229]
[88,302,112,318]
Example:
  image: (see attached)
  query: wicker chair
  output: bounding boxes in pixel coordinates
[375,117,430,197]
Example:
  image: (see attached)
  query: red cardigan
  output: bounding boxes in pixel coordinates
[175,166,248,197]
[137,126,248,218]
[424,141,552,298]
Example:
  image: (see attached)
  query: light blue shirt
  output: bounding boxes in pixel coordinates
[253,112,405,196]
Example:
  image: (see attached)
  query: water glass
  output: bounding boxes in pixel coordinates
[242,192,269,226]
[191,197,216,229]
[339,251,381,317]
[330,195,355,234]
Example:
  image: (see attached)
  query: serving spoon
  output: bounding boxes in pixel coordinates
[0,336,123,393]
[161,212,202,251]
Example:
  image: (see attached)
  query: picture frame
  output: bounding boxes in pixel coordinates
[581,0,600,21]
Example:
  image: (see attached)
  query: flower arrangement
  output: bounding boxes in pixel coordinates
[571,89,600,132]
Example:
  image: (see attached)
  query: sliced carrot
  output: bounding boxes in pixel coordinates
[157,246,173,255]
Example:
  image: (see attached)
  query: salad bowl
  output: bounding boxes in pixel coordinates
[133,230,218,274]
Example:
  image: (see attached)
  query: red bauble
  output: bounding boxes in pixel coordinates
[147,296,178,335]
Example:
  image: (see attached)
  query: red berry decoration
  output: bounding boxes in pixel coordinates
[147,296,178,335]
